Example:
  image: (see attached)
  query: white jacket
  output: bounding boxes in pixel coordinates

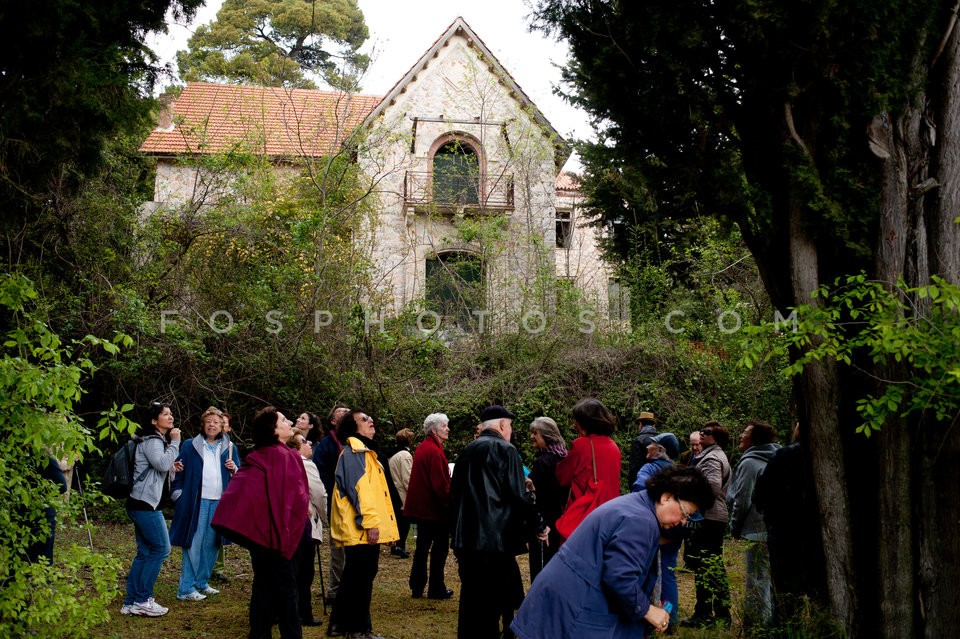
[302,456,327,541]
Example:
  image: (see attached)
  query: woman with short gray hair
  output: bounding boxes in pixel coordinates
[403,412,453,599]
[527,416,568,581]
[422,413,449,437]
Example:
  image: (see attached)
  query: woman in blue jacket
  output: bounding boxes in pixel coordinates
[630,432,693,631]
[170,406,239,601]
[511,466,715,639]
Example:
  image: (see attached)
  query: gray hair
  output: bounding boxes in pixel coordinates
[423,413,449,436]
[530,416,565,447]
[480,418,503,431]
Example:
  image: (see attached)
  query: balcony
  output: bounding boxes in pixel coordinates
[404,171,514,212]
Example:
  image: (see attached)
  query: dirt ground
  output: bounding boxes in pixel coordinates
[75,522,746,639]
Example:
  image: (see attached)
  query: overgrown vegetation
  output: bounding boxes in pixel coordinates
[47,132,789,456]
[0,274,131,638]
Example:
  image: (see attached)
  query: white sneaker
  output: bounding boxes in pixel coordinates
[177,591,207,601]
[131,598,169,617]
[200,586,219,595]
[120,604,133,615]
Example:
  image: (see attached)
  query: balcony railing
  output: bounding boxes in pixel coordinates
[404,171,514,211]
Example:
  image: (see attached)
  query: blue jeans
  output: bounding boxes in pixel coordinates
[744,539,773,629]
[124,509,171,605]
[660,541,681,625]
[178,498,220,597]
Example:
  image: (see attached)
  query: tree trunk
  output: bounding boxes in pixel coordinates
[788,199,858,632]
[873,102,919,639]
[919,19,960,638]
[869,18,960,638]
[933,18,960,281]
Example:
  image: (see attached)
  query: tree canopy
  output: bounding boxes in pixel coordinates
[0,0,204,271]
[535,0,948,303]
[177,0,370,90]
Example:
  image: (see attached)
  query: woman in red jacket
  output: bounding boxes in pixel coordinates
[555,398,622,538]
[402,412,453,600]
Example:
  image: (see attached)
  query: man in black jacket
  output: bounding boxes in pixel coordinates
[627,411,659,482]
[451,405,548,639]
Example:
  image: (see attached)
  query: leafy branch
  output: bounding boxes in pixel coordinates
[740,273,960,436]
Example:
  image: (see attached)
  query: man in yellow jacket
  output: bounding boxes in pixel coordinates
[329,408,399,639]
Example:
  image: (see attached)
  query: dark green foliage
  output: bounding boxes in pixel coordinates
[531,3,960,636]
[177,0,370,90]
[0,0,203,271]
[531,0,953,305]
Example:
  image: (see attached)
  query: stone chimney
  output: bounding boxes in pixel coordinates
[156,92,176,132]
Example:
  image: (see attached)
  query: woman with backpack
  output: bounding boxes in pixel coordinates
[121,402,182,617]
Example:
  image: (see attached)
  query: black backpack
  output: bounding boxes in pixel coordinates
[101,436,155,498]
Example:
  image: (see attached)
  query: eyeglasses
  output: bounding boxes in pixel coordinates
[700,429,714,437]
[359,415,374,423]
[674,497,693,523]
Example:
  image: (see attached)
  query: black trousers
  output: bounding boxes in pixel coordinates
[457,551,523,639]
[686,519,731,622]
[409,518,450,596]
[294,525,317,622]
[396,514,411,551]
[249,545,302,639]
[331,544,380,633]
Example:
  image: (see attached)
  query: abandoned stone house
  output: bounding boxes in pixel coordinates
[140,17,624,332]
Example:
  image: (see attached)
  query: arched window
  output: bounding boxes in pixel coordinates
[425,251,484,331]
[432,140,479,205]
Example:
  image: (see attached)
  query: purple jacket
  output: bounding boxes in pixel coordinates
[512,491,661,639]
[211,442,308,560]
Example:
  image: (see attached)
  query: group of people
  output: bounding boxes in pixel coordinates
[625,415,806,635]
[117,398,801,639]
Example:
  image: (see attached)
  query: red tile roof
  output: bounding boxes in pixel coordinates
[555,171,582,193]
[140,83,383,158]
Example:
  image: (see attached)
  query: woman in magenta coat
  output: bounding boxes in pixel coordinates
[211,406,309,639]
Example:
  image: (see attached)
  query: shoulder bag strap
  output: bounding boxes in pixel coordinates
[590,438,598,483]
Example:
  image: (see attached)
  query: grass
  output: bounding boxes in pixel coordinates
[63,519,748,638]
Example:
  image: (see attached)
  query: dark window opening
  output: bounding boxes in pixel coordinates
[608,278,631,322]
[433,141,479,205]
[426,252,484,331]
[556,209,572,248]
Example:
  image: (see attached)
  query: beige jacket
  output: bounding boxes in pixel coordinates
[302,456,327,541]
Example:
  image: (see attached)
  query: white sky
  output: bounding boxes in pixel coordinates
[146,0,593,152]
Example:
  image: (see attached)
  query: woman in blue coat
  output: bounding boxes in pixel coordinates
[511,466,715,638]
[170,406,240,601]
